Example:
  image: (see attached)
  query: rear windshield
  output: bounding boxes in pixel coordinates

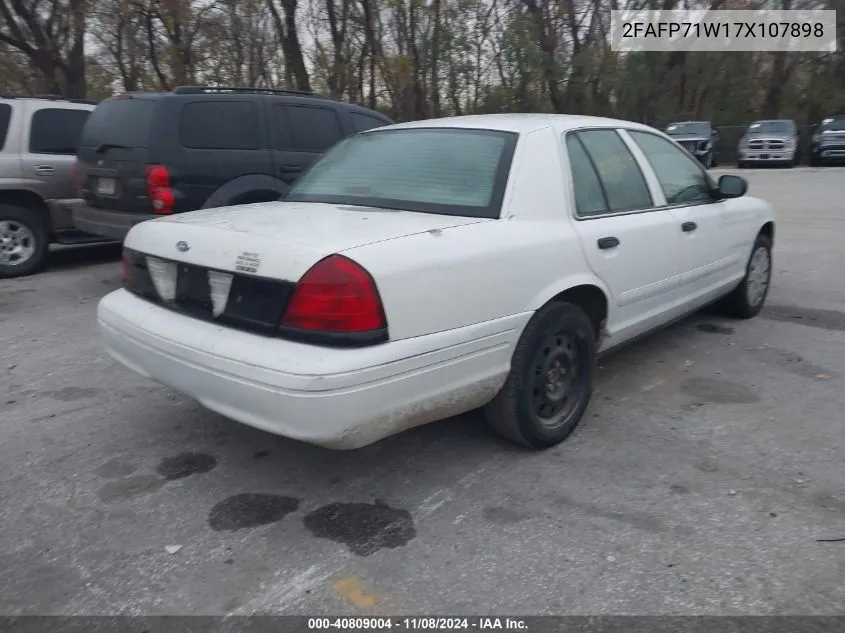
[747,121,795,134]
[665,122,710,136]
[79,97,156,149]
[284,128,518,219]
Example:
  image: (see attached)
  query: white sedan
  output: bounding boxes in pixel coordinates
[97,114,774,450]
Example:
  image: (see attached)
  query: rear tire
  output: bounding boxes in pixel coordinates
[715,234,772,319]
[484,301,596,449]
[0,204,49,279]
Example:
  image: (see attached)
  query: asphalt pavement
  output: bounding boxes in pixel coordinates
[1,166,844,616]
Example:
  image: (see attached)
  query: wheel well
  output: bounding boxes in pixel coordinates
[0,189,50,232]
[549,284,608,340]
[0,189,49,214]
[230,190,283,206]
[759,221,774,244]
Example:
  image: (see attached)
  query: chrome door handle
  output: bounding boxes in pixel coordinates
[35,165,55,176]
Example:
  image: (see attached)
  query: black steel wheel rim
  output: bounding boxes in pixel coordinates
[528,331,584,431]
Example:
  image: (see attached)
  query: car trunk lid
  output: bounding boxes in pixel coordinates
[128,201,491,275]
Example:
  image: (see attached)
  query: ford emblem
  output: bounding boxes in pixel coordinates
[176,241,190,252]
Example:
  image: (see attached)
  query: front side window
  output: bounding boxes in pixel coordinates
[629,130,715,206]
[571,129,653,213]
[279,105,344,152]
[29,108,91,154]
[286,128,517,218]
[350,111,388,133]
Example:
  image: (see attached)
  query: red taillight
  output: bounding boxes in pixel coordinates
[280,255,387,333]
[146,165,174,214]
[121,256,131,282]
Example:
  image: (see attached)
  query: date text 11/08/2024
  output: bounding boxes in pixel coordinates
[621,20,825,38]
[307,618,529,630]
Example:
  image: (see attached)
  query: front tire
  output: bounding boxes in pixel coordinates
[0,204,49,279]
[484,301,596,449]
[715,234,772,319]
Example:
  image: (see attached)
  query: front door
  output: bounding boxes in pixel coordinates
[625,129,741,303]
[563,128,682,347]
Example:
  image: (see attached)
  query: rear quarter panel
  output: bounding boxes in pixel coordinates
[345,223,606,342]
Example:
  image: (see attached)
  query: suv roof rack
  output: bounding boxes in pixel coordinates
[172,85,328,99]
[0,93,98,105]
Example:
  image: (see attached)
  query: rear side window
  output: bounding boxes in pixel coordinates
[29,108,90,155]
[179,101,260,150]
[572,129,653,213]
[350,112,387,133]
[278,105,343,152]
[80,98,155,149]
[565,134,608,216]
[0,104,11,150]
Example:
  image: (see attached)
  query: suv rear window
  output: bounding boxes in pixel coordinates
[30,108,90,154]
[80,98,156,149]
[179,101,260,150]
[0,104,11,150]
[285,128,518,219]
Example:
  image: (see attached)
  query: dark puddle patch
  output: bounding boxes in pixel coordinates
[43,387,101,402]
[680,377,759,404]
[669,484,690,495]
[95,458,138,479]
[208,494,300,532]
[98,474,165,503]
[696,323,734,335]
[303,502,416,556]
[156,452,217,480]
[482,506,531,525]
[253,451,270,459]
[762,305,845,332]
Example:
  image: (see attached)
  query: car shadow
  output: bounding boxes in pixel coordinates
[46,242,122,273]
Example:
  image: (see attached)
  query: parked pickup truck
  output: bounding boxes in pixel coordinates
[737,119,799,168]
[664,120,720,168]
[0,94,113,278]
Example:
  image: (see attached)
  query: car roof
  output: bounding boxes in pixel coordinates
[380,113,660,135]
[750,119,795,123]
[667,120,710,125]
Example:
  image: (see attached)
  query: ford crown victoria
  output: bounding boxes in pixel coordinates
[97,114,775,450]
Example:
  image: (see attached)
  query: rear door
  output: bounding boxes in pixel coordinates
[21,104,91,200]
[77,96,158,213]
[563,128,683,344]
[268,102,345,187]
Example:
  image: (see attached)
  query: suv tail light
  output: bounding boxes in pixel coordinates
[121,254,131,282]
[146,165,175,214]
[280,255,387,336]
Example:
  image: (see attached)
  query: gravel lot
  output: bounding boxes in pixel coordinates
[1,166,844,616]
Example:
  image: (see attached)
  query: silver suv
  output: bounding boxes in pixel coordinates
[0,94,111,278]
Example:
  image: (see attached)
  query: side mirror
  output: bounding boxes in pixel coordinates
[718,174,747,199]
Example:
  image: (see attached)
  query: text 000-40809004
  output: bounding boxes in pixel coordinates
[609,9,837,52]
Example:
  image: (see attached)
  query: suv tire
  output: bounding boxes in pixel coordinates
[0,204,49,279]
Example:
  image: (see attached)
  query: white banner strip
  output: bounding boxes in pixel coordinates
[610,9,837,52]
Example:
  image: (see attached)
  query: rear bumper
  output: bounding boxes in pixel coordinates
[72,204,158,241]
[97,290,523,449]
